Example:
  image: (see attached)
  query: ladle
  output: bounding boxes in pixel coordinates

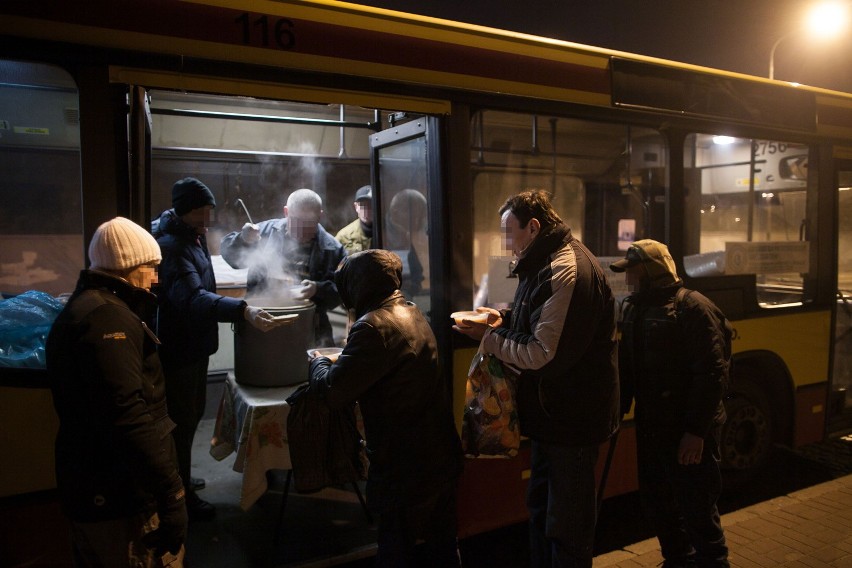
[235,198,254,224]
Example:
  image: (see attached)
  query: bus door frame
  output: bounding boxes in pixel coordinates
[369,116,452,380]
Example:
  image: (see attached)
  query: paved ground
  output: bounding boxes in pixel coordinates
[594,473,852,567]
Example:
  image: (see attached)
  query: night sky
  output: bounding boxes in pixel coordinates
[357,0,852,93]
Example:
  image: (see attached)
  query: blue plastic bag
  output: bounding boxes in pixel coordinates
[0,290,65,368]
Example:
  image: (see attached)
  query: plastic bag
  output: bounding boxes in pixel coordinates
[0,290,65,368]
[462,352,520,458]
[286,383,366,493]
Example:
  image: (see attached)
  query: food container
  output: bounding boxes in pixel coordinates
[233,302,315,387]
[306,347,343,362]
[451,310,489,326]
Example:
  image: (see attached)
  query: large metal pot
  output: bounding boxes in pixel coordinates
[233,301,316,387]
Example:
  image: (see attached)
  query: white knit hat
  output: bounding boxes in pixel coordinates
[88,217,162,271]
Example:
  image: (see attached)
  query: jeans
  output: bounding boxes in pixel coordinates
[637,433,729,568]
[527,440,600,568]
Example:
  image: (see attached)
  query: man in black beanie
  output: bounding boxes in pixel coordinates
[153,177,289,523]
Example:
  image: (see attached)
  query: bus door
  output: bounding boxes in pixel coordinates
[369,116,447,331]
[831,159,852,431]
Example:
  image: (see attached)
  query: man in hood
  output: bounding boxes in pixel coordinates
[309,249,463,567]
[454,189,619,568]
[153,177,287,522]
[611,239,730,567]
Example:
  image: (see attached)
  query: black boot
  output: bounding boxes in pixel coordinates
[186,490,216,522]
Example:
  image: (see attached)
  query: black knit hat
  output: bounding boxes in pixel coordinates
[172,177,216,216]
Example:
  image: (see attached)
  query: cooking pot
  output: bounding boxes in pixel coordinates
[233,301,316,387]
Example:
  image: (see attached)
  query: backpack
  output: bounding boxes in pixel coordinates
[674,287,734,391]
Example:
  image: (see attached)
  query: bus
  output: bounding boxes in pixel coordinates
[2,0,852,562]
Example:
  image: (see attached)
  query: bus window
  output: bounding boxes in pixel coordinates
[0,61,83,299]
[683,134,814,307]
[835,168,852,419]
[470,110,667,307]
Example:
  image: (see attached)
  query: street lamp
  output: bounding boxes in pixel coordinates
[769,1,850,80]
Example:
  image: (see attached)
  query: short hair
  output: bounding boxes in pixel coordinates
[499,189,562,229]
[286,188,322,211]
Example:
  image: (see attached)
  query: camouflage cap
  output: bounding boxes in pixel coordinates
[610,239,680,287]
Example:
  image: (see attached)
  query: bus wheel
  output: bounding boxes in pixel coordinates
[720,385,772,487]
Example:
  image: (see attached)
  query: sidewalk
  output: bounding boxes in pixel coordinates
[593,474,852,567]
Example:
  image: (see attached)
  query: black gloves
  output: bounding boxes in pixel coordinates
[151,486,188,556]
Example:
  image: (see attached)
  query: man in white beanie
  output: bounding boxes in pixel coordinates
[46,217,187,567]
[152,177,288,522]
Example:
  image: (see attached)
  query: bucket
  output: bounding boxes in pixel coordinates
[233,301,316,387]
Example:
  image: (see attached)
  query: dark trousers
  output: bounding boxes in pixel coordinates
[374,478,461,568]
[637,433,729,568]
[527,440,600,568]
[162,356,209,492]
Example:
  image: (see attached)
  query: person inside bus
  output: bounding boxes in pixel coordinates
[153,177,289,522]
[335,184,373,254]
[610,239,730,568]
[385,189,428,298]
[46,217,187,567]
[220,188,346,346]
[453,189,619,568]
[308,249,463,567]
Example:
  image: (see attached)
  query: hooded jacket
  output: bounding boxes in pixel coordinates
[46,270,184,521]
[618,253,728,444]
[153,209,247,364]
[481,223,620,446]
[309,250,462,509]
[220,217,345,346]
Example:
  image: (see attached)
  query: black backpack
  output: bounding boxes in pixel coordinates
[675,287,734,391]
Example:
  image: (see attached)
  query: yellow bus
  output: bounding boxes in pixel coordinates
[3,0,852,558]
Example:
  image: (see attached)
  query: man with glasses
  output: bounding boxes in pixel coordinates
[221,188,346,346]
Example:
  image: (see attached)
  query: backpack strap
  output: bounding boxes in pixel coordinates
[674,286,693,314]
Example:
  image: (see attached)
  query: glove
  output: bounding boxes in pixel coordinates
[240,222,260,244]
[245,306,275,331]
[294,279,317,300]
[151,488,187,556]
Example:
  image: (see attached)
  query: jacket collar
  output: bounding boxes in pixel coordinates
[77,269,158,320]
[156,209,206,245]
[513,222,571,275]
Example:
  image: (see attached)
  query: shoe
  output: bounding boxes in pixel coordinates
[186,491,216,522]
[190,476,206,491]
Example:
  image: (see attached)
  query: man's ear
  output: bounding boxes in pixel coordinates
[529,218,541,237]
[283,206,290,218]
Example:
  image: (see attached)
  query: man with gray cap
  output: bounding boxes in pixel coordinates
[47,217,187,566]
[611,239,730,567]
[335,185,373,254]
[153,177,288,521]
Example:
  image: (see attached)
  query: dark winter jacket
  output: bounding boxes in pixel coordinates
[309,249,462,510]
[481,223,620,446]
[619,284,727,445]
[153,209,247,364]
[220,217,345,346]
[46,270,184,521]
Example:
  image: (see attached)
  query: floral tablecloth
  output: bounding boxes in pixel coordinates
[210,373,302,510]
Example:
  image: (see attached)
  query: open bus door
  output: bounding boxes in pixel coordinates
[369,115,448,337]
